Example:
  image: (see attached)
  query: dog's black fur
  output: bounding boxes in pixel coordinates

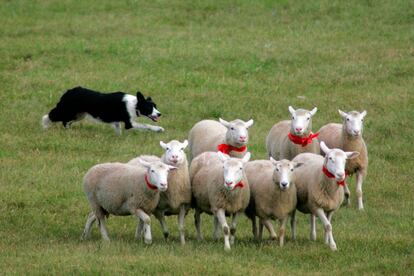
[46,86,160,129]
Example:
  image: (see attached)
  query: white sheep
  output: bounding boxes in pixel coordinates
[128,140,191,244]
[244,158,302,247]
[266,106,319,160]
[81,159,176,244]
[188,118,254,161]
[190,151,251,251]
[291,142,359,251]
[318,110,368,210]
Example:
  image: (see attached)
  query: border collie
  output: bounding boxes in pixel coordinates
[41,86,164,134]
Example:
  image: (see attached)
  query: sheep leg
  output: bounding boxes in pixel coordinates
[135,218,144,239]
[178,205,187,245]
[213,216,220,240]
[251,215,258,240]
[258,221,264,240]
[356,172,364,210]
[278,218,287,247]
[343,183,351,206]
[136,209,152,245]
[216,209,231,251]
[310,214,316,241]
[81,212,96,240]
[315,208,337,251]
[325,211,334,244]
[194,208,204,241]
[97,216,110,241]
[154,210,169,240]
[290,210,296,241]
[229,213,239,245]
[261,218,277,241]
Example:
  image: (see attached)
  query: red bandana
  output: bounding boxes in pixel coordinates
[322,166,347,186]
[217,144,247,155]
[145,174,158,190]
[288,132,319,147]
[234,181,245,189]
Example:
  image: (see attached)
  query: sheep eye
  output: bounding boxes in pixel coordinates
[346,118,350,121]
[329,157,333,160]
[230,127,234,130]
[276,168,279,172]
[292,117,295,120]
[239,167,242,170]
[167,147,170,151]
[361,119,364,122]
[291,168,294,172]
[151,169,155,173]
[306,117,310,121]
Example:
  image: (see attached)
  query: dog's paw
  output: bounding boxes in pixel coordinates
[152,126,164,132]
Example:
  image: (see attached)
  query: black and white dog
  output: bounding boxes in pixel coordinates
[42,86,164,134]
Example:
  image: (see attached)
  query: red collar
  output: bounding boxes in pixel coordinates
[145,174,158,190]
[234,181,245,189]
[288,132,319,147]
[322,166,346,186]
[217,144,247,155]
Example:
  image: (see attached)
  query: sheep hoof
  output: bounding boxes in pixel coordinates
[270,235,277,241]
[224,245,231,251]
[330,244,337,251]
[144,238,152,245]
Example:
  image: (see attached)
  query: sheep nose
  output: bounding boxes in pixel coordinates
[160,183,167,188]
[240,136,246,140]
[295,128,302,132]
[225,181,233,186]
[281,181,288,188]
[353,130,360,135]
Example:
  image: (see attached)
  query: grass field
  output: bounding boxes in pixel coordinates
[1,0,413,274]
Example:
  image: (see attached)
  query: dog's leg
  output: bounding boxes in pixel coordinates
[113,122,121,135]
[131,121,164,132]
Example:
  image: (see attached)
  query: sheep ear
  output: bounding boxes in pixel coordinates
[137,158,151,168]
[361,110,367,118]
[181,140,189,149]
[245,119,254,129]
[309,107,318,116]
[320,141,330,154]
[288,106,295,115]
[270,157,278,166]
[219,118,230,128]
[346,151,360,160]
[168,165,177,171]
[217,151,230,162]
[241,152,251,163]
[338,109,348,119]
[160,141,168,150]
[294,162,304,169]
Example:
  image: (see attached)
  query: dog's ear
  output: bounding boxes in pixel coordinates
[136,91,145,102]
[146,96,152,102]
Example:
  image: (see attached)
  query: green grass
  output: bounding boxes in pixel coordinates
[1,0,413,274]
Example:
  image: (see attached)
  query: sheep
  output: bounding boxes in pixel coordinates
[188,118,254,161]
[318,110,368,210]
[190,151,251,251]
[291,141,359,251]
[81,159,176,244]
[128,140,191,244]
[266,106,319,161]
[244,158,302,247]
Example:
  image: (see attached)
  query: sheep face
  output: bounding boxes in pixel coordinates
[338,110,367,137]
[270,158,303,191]
[219,118,254,146]
[137,159,177,192]
[160,139,188,166]
[218,151,251,191]
[320,142,359,182]
[288,106,317,136]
